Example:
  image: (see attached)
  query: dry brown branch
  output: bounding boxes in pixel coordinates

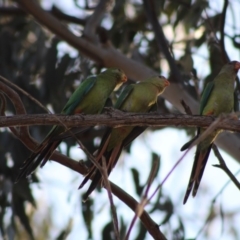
[0,112,239,131]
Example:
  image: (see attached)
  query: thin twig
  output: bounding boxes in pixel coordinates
[101,156,119,240]
[0,75,50,113]
[125,159,160,240]
[212,144,240,191]
[181,99,193,115]
[195,203,215,239]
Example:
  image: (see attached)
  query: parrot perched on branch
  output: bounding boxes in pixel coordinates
[181,61,240,204]
[80,76,170,200]
[16,68,127,181]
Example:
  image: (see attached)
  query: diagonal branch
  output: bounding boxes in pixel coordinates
[83,0,114,42]
[0,81,37,148]
[28,149,167,239]
[18,0,103,63]
[125,159,160,240]
[143,0,183,83]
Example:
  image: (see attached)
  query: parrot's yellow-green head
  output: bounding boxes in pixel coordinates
[220,61,240,75]
[146,75,170,95]
[100,68,127,90]
[113,68,128,90]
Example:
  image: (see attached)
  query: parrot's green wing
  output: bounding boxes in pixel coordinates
[114,84,134,109]
[44,77,96,140]
[62,76,97,114]
[180,81,214,151]
[199,81,214,115]
[91,84,135,156]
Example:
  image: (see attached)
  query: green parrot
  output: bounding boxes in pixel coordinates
[181,61,240,204]
[80,76,170,199]
[16,68,127,181]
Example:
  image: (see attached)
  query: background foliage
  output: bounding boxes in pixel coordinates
[0,0,240,239]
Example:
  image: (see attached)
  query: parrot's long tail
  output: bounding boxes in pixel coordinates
[15,140,61,182]
[180,135,198,151]
[80,143,123,201]
[80,127,146,201]
[183,144,212,204]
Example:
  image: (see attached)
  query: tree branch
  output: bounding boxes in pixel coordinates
[220,0,229,63]
[83,0,114,42]
[0,112,240,131]
[143,0,183,83]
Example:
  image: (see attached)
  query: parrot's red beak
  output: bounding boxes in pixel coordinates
[164,80,170,87]
[234,61,240,71]
[123,74,128,83]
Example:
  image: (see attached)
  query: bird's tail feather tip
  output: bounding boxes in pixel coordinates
[82,195,89,202]
[183,181,195,204]
[79,175,91,189]
[183,194,190,204]
[192,183,200,198]
[15,170,27,183]
[14,176,20,183]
